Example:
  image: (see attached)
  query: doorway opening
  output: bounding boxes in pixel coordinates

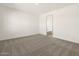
[46,15,53,37]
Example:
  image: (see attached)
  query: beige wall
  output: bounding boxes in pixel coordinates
[0,6,39,40]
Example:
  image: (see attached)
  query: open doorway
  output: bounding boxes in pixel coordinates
[46,15,53,37]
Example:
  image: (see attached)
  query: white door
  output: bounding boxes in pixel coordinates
[46,15,53,32]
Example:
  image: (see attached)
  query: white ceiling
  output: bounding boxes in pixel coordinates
[0,3,75,15]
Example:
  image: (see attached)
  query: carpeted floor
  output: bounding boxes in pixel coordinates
[0,34,79,56]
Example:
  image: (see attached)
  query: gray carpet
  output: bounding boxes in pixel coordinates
[0,34,79,56]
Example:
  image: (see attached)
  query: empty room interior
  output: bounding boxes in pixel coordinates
[0,3,79,56]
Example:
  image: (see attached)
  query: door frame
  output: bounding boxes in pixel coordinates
[46,15,53,36]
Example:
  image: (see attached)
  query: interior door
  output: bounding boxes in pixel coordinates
[46,15,53,36]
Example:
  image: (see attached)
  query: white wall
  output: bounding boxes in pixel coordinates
[39,14,47,35]
[39,4,79,43]
[0,6,39,40]
[53,4,79,43]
